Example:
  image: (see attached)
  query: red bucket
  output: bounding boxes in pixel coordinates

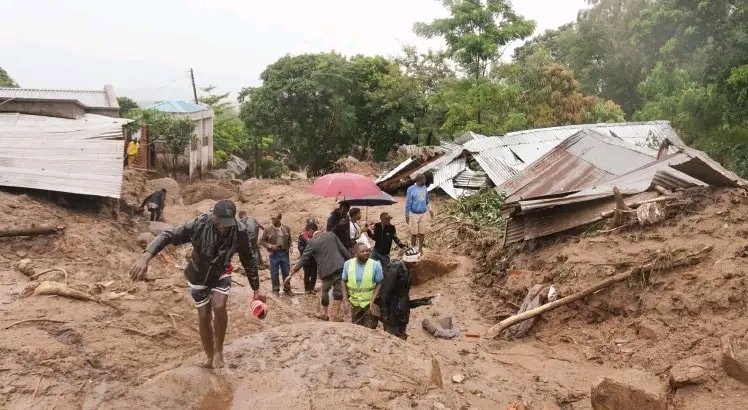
[250,299,267,319]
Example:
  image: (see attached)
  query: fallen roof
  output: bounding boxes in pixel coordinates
[502,145,745,244]
[0,113,131,198]
[147,100,207,113]
[498,129,657,203]
[0,86,119,109]
[497,120,685,164]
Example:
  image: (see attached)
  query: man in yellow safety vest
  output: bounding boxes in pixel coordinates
[341,242,384,329]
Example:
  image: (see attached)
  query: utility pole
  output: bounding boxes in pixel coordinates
[189,68,198,104]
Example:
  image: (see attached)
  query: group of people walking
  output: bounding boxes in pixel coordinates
[130,173,433,368]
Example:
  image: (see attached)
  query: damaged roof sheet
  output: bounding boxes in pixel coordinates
[0,113,130,198]
[499,129,656,203]
[512,146,742,214]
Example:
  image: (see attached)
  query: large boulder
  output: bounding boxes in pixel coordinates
[591,370,667,410]
[211,155,248,181]
[146,178,181,205]
[225,155,248,177]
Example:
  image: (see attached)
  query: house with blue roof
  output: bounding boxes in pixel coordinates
[146,100,214,179]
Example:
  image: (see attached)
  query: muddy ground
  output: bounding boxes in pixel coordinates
[2,173,748,409]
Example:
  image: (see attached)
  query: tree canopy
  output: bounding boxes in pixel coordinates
[0,66,19,88]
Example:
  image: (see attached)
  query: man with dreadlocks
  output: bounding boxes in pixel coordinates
[129,200,261,369]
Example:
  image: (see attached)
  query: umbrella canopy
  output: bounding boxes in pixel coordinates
[307,172,382,198]
[340,191,397,207]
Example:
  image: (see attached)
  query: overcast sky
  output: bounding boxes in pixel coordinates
[0,0,587,104]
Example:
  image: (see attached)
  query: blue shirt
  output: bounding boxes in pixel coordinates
[405,184,429,216]
[342,259,383,287]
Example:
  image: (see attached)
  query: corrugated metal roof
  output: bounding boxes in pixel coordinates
[376,157,415,183]
[473,148,521,186]
[0,113,129,198]
[453,131,485,145]
[432,157,467,188]
[512,147,739,213]
[453,169,488,188]
[147,100,207,113]
[500,121,685,154]
[0,87,118,109]
[431,178,477,199]
[499,129,656,203]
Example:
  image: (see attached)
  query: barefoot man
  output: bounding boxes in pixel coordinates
[129,200,261,368]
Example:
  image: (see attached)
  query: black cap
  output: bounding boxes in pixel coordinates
[212,200,237,227]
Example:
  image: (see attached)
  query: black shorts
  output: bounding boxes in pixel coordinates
[187,272,232,308]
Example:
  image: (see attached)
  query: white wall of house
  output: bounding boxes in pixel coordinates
[154,108,214,178]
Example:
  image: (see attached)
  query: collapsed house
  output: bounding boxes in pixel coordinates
[376,121,684,198]
[0,86,130,198]
[499,137,745,245]
[376,120,745,245]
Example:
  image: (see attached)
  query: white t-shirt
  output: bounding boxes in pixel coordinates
[349,220,361,240]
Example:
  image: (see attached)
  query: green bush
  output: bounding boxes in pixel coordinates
[447,188,507,231]
[213,150,229,168]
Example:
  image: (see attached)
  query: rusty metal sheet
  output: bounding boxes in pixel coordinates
[499,130,655,203]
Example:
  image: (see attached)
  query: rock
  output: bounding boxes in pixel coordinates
[433,402,446,409]
[147,178,181,205]
[148,222,173,236]
[137,232,156,248]
[590,371,667,410]
[225,155,248,176]
[239,179,259,203]
[15,258,34,276]
[452,374,464,384]
[721,334,748,385]
[669,363,708,388]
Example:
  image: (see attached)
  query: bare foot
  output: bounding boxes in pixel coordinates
[202,357,214,369]
[212,351,225,369]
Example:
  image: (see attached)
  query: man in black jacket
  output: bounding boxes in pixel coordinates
[378,249,432,340]
[366,212,405,268]
[129,200,261,369]
[140,188,167,221]
[326,201,351,249]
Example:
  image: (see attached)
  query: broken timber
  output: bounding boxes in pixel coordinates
[0,226,64,238]
[484,246,713,339]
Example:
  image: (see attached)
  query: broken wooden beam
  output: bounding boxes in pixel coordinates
[484,246,713,339]
[0,226,63,238]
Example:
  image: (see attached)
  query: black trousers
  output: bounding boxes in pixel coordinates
[149,208,162,222]
[302,259,318,292]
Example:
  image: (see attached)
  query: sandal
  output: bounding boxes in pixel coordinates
[315,314,329,321]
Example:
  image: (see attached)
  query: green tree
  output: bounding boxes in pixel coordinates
[414,0,536,79]
[395,46,456,144]
[117,96,139,118]
[0,66,19,87]
[239,52,359,175]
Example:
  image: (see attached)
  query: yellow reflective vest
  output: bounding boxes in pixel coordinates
[345,259,376,308]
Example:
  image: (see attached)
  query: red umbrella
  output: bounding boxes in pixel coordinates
[307,172,382,198]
